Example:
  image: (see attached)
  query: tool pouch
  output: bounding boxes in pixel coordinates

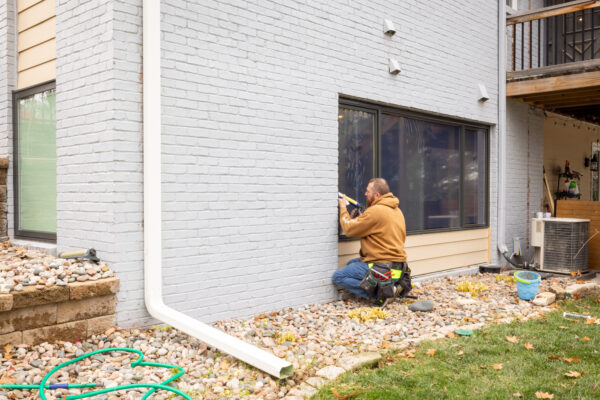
[360,263,395,300]
[393,262,412,297]
[358,272,378,296]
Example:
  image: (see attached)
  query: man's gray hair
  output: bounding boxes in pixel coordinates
[369,178,390,195]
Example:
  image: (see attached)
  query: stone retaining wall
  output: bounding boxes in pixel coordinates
[0,157,8,241]
[0,277,119,346]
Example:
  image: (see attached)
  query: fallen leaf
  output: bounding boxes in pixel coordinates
[513,392,523,398]
[0,376,16,385]
[457,350,464,355]
[559,326,568,329]
[581,337,591,341]
[331,388,361,399]
[535,392,554,399]
[570,271,577,277]
[563,357,581,363]
[3,345,11,359]
[492,363,503,370]
[524,342,534,350]
[577,269,582,276]
[446,331,458,338]
[381,341,390,349]
[479,365,487,369]
[548,356,561,360]
[426,348,437,356]
[565,370,582,378]
[506,336,519,343]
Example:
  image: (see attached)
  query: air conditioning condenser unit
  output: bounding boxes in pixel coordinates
[531,217,590,274]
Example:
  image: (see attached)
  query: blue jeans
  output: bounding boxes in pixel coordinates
[332,258,375,299]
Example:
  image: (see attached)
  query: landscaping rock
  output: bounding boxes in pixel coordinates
[337,352,381,371]
[532,292,556,306]
[549,285,566,300]
[408,300,434,312]
[565,283,600,298]
[315,365,345,380]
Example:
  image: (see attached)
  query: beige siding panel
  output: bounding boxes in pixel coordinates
[18,0,54,33]
[18,17,55,52]
[18,60,55,89]
[18,39,55,72]
[408,238,488,261]
[337,228,490,272]
[410,251,488,275]
[405,229,488,247]
[18,0,44,13]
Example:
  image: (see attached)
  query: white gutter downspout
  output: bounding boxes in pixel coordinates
[142,1,293,379]
[497,0,509,255]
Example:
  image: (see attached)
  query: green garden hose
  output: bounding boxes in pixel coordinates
[0,347,192,400]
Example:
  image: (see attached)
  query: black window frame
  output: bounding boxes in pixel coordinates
[13,80,57,242]
[339,97,490,237]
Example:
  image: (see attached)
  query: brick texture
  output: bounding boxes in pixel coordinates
[0,331,22,347]
[0,0,16,238]
[0,304,57,334]
[50,1,504,326]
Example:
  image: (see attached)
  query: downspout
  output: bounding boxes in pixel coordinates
[497,0,509,256]
[142,0,292,379]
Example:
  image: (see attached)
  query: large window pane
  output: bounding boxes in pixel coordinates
[338,108,374,208]
[17,88,56,234]
[381,115,460,231]
[464,128,487,225]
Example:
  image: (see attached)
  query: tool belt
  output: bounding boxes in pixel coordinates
[358,262,411,300]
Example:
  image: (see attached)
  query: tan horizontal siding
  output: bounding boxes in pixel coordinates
[17,0,55,89]
[18,60,56,89]
[18,17,55,52]
[18,39,55,72]
[338,228,489,275]
[17,0,54,32]
[18,0,44,13]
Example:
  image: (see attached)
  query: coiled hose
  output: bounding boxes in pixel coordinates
[0,347,192,400]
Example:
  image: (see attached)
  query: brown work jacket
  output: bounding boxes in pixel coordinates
[339,193,407,263]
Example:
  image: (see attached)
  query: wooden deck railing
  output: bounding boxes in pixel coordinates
[507,0,600,75]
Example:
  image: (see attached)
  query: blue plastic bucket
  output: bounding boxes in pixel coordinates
[514,271,541,300]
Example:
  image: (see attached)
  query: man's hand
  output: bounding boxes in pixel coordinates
[350,208,362,218]
[338,198,347,210]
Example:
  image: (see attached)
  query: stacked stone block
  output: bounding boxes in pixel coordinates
[0,277,119,346]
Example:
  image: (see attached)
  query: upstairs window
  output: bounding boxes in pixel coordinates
[338,99,489,235]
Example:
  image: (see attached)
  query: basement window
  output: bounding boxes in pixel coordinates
[13,81,57,241]
[338,98,489,235]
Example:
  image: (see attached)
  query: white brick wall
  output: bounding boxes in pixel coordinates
[159,0,500,322]
[56,0,147,326]
[0,1,16,237]
[502,100,544,257]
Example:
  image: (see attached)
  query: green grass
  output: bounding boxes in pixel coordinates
[312,296,600,400]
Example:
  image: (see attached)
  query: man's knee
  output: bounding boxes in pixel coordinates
[332,268,344,286]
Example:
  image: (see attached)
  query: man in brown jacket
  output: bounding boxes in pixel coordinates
[333,178,409,306]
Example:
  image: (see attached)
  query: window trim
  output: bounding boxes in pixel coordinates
[12,80,57,242]
[339,97,490,236]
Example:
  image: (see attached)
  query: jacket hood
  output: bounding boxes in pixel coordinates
[372,193,399,209]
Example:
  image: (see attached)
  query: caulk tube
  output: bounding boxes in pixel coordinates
[338,192,361,209]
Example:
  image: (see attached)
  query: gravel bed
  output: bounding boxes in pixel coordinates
[0,268,577,400]
[0,244,114,293]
